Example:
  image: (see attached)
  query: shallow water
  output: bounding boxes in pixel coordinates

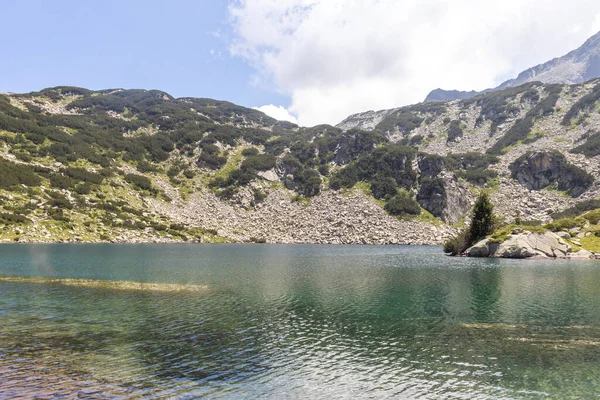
[1,244,600,398]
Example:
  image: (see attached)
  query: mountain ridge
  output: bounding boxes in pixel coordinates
[0,80,599,244]
[422,31,600,103]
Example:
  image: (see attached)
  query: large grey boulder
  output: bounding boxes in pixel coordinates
[466,230,573,259]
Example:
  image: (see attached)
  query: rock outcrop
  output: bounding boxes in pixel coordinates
[416,155,471,224]
[465,229,595,259]
[509,151,593,197]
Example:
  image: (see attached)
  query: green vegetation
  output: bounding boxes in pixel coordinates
[0,82,597,243]
[446,120,463,142]
[443,192,496,255]
[551,199,600,220]
[376,111,423,134]
[384,189,421,216]
[0,158,42,189]
[487,85,562,154]
[562,82,600,126]
[571,131,600,157]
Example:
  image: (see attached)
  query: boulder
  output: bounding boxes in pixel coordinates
[466,231,574,259]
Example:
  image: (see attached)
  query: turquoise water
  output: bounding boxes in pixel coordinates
[1,244,600,398]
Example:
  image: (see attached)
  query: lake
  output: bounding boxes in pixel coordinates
[1,244,600,398]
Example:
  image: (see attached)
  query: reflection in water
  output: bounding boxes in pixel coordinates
[0,244,599,398]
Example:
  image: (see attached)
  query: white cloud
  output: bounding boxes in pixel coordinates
[253,104,298,124]
[229,0,600,126]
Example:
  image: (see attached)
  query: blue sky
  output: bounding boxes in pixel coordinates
[2,1,600,126]
[1,0,288,108]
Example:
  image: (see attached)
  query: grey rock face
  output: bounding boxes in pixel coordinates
[336,109,397,132]
[509,151,593,197]
[416,155,471,224]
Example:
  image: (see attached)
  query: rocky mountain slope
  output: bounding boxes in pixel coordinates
[423,31,600,102]
[1,80,600,244]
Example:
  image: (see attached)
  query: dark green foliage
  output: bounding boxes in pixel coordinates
[446,120,463,142]
[65,167,103,184]
[241,154,276,172]
[329,165,359,190]
[330,145,416,191]
[488,117,534,154]
[0,213,31,224]
[562,82,600,125]
[318,164,329,176]
[443,228,470,256]
[167,164,182,178]
[242,147,259,157]
[209,153,276,193]
[376,111,423,134]
[46,190,73,210]
[370,175,398,199]
[571,131,600,157]
[124,173,153,191]
[487,85,561,154]
[469,192,495,244]
[444,153,499,171]
[292,168,321,197]
[75,183,92,195]
[458,168,498,185]
[198,150,227,170]
[443,192,496,255]
[137,160,158,173]
[385,191,420,216]
[409,134,424,146]
[0,159,41,189]
[49,173,73,189]
[463,84,536,132]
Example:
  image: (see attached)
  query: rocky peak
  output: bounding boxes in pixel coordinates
[424,30,600,102]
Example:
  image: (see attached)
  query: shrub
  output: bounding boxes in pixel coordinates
[571,131,600,157]
[137,160,158,173]
[446,120,463,142]
[551,200,600,220]
[0,159,41,189]
[198,151,227,169]
[385,190,420,216]
[65,167,103,184]
[124,173,153,191]
[318,164,329,176]
[241,154,276,171]
[562,82,600,125]
[242,147,259,157]
[370,175,398,199]
[443,228,469,256]
[49,173,74,189]
[293,168,321,197]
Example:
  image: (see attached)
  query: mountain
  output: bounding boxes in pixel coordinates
[1,81,600,245]
[424,31,600,102]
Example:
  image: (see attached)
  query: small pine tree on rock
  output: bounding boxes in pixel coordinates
[469,191,495,244]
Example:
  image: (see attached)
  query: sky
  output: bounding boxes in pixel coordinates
[2,1,600,127]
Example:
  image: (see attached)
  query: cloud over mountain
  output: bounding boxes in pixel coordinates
[229,0,600,126]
